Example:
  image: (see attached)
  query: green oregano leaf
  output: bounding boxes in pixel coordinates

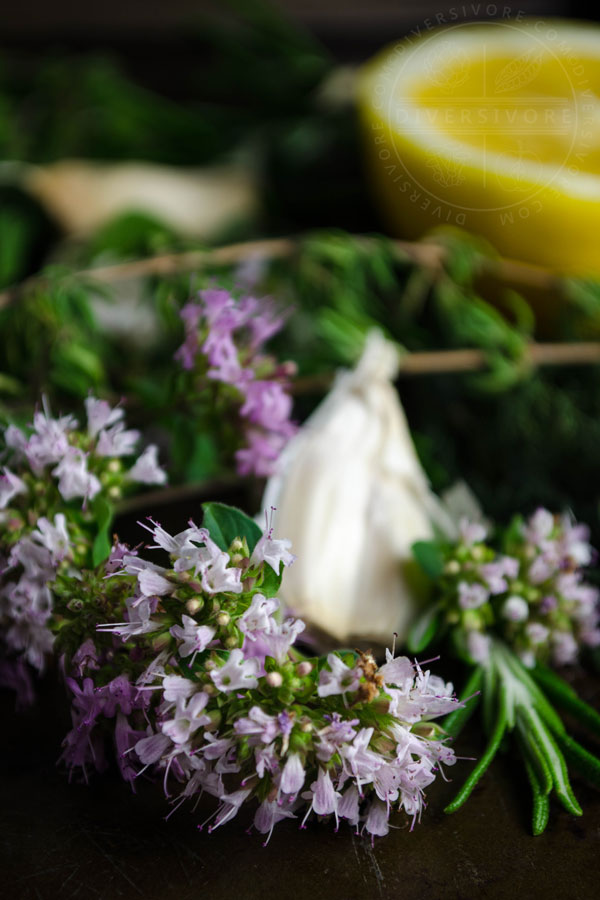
[91,496,113,566]
[259,563,283,598]
[201,501,262,553]
[412,540,445,579]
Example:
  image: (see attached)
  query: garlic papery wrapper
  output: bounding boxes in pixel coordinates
[262,330,452,644]
[23,160,258,238]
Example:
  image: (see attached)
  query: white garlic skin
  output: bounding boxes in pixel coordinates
[263,331,451,644]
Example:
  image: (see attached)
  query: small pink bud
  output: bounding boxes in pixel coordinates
[265,672,283,688]
[296,661,312,677]
[185,598,203,614]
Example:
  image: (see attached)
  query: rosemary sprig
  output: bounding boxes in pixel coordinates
[444,682,508,814]
[441,665,483,739]
[443,641,598,831]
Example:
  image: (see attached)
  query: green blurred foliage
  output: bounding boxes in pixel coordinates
[3,226,600,549]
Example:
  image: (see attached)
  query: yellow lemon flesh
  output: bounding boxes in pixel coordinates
[358,21,600,275]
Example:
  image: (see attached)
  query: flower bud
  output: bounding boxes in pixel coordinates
[265,671,283,688]
[262,331,453,644]
[462,609,484,630]
[185,597,203,615]
[296,661,313,677]
[224,635,238,649]
[152,633,171,652]
[502,595,529,623]
[207,708,222,728]
[216,612,231,627]
[412,723,436,739]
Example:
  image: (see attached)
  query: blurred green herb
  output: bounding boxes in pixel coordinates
[3,227,600,547]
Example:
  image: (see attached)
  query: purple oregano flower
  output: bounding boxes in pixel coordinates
[0,396,167,694]
[175,287,297,477]
[54,513,464,843]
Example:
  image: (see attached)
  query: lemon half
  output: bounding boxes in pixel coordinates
[358,20,600,274]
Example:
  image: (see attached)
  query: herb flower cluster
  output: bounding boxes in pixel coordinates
[175,287,297,477]
[56,506,462,840]
[0,398,166,679]
[428,509,599,668]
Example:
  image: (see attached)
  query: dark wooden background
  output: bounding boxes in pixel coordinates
[2,660,600,900]
[0,1,591,97]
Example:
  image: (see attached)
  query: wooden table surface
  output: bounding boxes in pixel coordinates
[2,671,600,900]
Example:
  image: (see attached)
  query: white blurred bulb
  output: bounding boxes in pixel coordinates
[262,330,453,644]
[24,160,257,238]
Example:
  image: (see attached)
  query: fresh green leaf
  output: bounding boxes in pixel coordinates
[518,705,582,817]
[516,711,553,795]
[531,664,600,737]
[441,666,483,738]
[202,501,262,553]
[412,540,445,579]
[445,686,508,814]
[91,496,113,566]
[555,732,600,789]
[259,562,283,598]
[406,603,443,653]
[481,659,498,736]
[522,755,550,836]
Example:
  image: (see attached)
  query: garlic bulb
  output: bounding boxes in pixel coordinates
[262,331,453,644]
[24,160,257,238]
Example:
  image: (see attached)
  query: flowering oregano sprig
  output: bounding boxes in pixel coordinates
[55,502,464,840]
[409,508,600,835]
[411,510,599,670]
[175,287,297,477]
[0,397,167,687]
